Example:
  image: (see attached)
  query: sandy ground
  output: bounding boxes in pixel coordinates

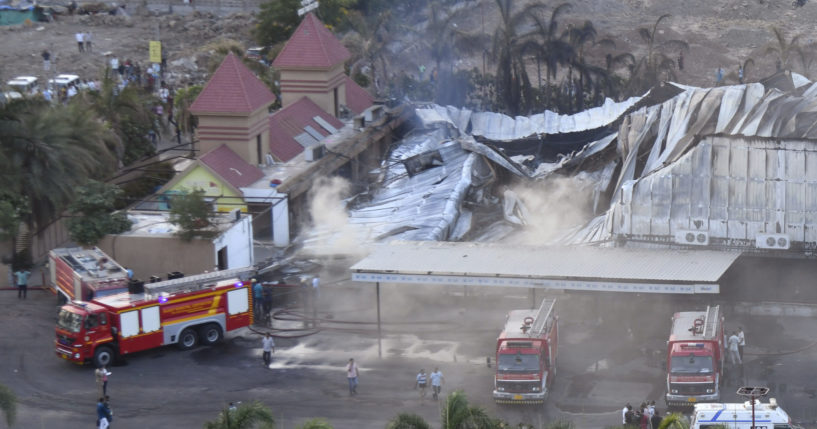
[4,1,817,97]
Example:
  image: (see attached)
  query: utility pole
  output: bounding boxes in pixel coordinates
[737,386,769,429]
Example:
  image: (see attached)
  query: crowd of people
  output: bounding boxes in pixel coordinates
[622,401,663,428]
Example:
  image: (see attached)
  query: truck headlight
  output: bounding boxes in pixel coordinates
[532,387,539,392]
[706,388,714,393]
[497,387,505,392]
[671,389,679,394]
[74,353,80,359]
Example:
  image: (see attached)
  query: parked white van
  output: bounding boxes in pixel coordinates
[5,76,39,98]
[690,399,798,429]
[49,74,80,89]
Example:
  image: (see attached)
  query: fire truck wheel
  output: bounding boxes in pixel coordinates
[178,328,198,350]
[198,324,223,345]
[93,346,115,368]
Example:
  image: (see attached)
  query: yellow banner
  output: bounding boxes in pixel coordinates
[149,41,162,63]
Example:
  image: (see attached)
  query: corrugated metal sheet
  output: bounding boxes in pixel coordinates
[609,137,817,244]
[351,241,740,283]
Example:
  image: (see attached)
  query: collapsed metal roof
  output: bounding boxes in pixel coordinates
[563,71,817,255]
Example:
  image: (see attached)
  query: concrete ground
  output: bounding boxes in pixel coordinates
[1,265,816,429]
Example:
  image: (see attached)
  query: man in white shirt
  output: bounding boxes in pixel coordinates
[737,327,745,361]
[261,333,275,367]
[728,331,742,365]
[430,367,444,400]
[346,358,359,395]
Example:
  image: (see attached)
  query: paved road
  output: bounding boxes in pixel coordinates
[1,271,816,428]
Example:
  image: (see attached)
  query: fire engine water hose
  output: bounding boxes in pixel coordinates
[745,339,817,358]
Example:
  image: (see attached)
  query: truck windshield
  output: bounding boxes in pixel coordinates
[57,309,83,333]
[498,353,539,373]
[670,355,713,374]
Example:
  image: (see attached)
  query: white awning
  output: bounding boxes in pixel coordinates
[351,242,741,294]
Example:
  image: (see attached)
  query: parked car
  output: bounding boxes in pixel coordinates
[48,74,80,89]
[6,76,39,98]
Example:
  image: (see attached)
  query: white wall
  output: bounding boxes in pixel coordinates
[212,215,254,269]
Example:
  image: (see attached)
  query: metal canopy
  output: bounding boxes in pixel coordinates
[351,242,742,294]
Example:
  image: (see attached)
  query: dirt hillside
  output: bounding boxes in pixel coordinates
[2,1,816,95]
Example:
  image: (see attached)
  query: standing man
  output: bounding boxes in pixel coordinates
[252,279,263,321]
[346,358,359,396]
[42,50,51,71]
[96,397,112,429]
[95,366,104,397]
[261,333,275,367]
[622,403,631,425]
[728,331,742,365]
[84,31,93,53]
[415,368,428,399]
[75,32,84,52]
[14,268,30,299]
[430,367,444,400]
[95,366,111,396]
[738,64,744,84]
[737,326,746,361]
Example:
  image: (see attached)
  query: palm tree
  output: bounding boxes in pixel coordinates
[765,26,803,72]
[491,0,550,115]
[386,413,430,429]
[724,58,755,84]
[0,98,118,228]
[656,412,690,429]
[0,383,17,427]
[523,2,574,110]
[80,70,156,165]
[203,401,275,429]
[562,20,603,111]
[626,14,688,95]
[441,390,496,429]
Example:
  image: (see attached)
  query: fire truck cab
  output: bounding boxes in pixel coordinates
[56,267,255,367]
[493,298,558,404]
[665,305,725,406]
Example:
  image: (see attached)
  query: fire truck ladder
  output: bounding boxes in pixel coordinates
[528,298,557,338]
[143,266,256,298]
[702,305,720,339]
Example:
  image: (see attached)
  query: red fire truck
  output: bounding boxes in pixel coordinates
[665,305,725,407]
[55,267,256,367]
[493,298,558,404]
[49,247,130,302]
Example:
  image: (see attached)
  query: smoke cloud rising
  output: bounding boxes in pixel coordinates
[508,176,598,245]
[301,176,369,258]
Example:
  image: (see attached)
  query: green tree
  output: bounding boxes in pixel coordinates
[173,85,203,142]
[80,70,157,165]
[295,418,333,429]
[441,390,496,429]
[66,181,132,246]
[386,413,430,429]
[0,383,17,427]
[253,0,356,48]
[0,98,118,228]
[203,401,275,429]
[656,412,690,429]
[169,189,216,242]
